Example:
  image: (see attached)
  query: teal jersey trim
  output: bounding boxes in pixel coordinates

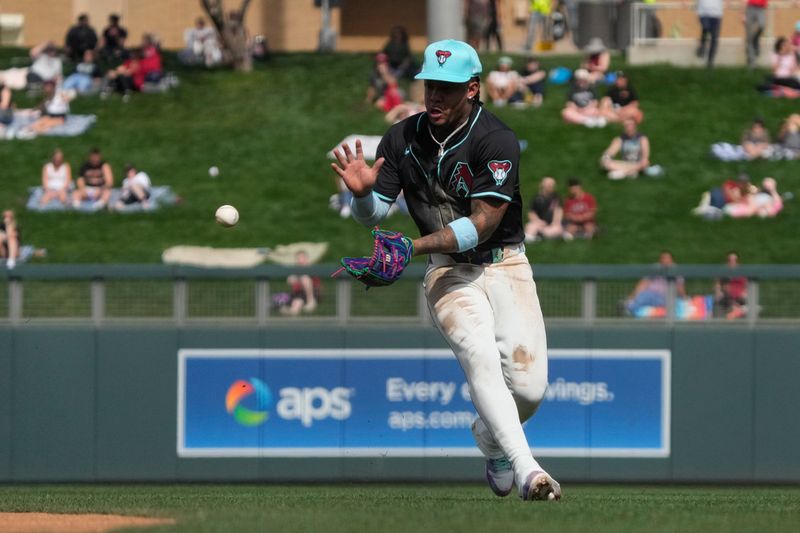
[437,106,483,179]
[469,191,513,202]
[374,191,396,204]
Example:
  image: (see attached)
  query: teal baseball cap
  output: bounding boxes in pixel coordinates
[415,39,482,83]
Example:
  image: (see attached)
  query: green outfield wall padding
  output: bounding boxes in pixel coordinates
[0,324,798,483]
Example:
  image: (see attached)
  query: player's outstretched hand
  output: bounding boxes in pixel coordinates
[330,139,385,198]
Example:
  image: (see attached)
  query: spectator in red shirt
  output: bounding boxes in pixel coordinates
[563,177,597,239]
[715,251,748,319]
[105,48,141,94]
[139,34,163,84]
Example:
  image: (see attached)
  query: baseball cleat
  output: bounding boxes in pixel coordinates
[485,457,515,497]
[520,471,562,501]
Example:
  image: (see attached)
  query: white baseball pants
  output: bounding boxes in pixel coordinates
[424,248,549,483]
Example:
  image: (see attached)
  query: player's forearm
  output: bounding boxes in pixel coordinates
[350,192,392,227]
[412,227,459,256]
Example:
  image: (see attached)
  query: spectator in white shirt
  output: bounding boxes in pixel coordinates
[21,81,73,136]
[40,148,73,206]
[27,42,63,87]
[114,164,152,209]
[486,56,521,107]
[178,18,221,67]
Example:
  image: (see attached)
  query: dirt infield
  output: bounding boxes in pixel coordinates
[0,512,175,532]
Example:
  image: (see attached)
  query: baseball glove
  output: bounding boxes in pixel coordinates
[334,227,414,288]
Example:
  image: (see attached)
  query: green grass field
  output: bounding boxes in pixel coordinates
[1,49,798,265]
[1,484,799,532]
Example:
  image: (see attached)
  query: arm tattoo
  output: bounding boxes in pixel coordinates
[412,198,508,256]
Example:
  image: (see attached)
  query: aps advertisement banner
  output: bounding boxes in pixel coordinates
[178,349,670,458]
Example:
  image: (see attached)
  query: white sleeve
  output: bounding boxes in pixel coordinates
[350,191,393,227]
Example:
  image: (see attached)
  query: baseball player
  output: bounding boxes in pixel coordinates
[331,39,560,501]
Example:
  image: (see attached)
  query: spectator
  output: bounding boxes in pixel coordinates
[744,0,767,68]
[778,113,800,156]
[484,0,503,51]
[365,52,392,105]
[694,0,723,69]
[525,0,552,52]
[600,71,642,123]
[723,176,783,218]
[114,164,152,210]
[600,118,651,180]
[21,81,73,136]
[40,148,72,206]
[768,37,800,90]
[561,69,606,127]
[518,56,547,108]
[27,42,63,87]
[624,251,686,317]
[382,26,416,80]
[179,17,221,67]
[139,34,164,85]
[371,54,403,113]
[465,0,490,50]
[714,251,748,319]
[524,177,564,241]
[73,148,113,209]
[563,177,597,239]
[105,49,142,95]
[64,14,98,62]
[273,251,321,316]
[581,38,611,84]
[486,56,522,106]
[62,49,103,93]
[100,14,128,64]
[0,209,20,270]
[0,77,13,135]
[741,118,772,159]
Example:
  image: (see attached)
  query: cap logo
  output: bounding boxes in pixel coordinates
[435,50,452,66]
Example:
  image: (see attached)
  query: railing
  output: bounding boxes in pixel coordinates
[630,1,795,46]
[2,264,800,325]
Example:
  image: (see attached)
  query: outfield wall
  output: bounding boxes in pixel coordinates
[0,324,798,483]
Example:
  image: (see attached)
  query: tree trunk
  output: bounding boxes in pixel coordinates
[200,0,253,72]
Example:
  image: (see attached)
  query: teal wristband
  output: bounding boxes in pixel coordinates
[447,217,479,252]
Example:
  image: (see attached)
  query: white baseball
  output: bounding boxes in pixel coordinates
[215,205,239,227]
[208,166,220,177]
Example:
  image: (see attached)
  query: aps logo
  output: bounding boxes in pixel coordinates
[488,160,512,186]
[435,50,452,66]
[225,378,353,428]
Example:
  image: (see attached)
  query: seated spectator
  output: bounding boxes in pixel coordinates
[624,251,686,317]
[714,251,748,319]
[40,148,72,206]
[769,37,800,90]
[600,118,651,180]
[1,210,20,269]
[384,81,424,124]
[581,38,611,84]
[382,26,417,80]
[778,113,800,156]
[27,42,63,87]
[518,56,547,108]
[273,251,321,316]
[486,56,522,107]
[100,14,128,65]
[113,164,152,210]
[21,81,73,136]
[561,69,606,127]
[62,49,103,93]
[372,54,403,113]
[524,177,564,241]
[600,71,642,124]
[0,78,13,135]
[105,49,142,94]
[563,177,597,239]
[179,17,221,67]
[693,173,751,219]
[625,252,687,315]
[139,34,164,85]
[723,177,783,218]
[64,14,98,63]
[72,148,113,209]
[741,118,772,160]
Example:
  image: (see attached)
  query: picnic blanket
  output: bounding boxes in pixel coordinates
[26,186,178,212]
[633,295,715,320]
[162,242,328,268]
[3,113,96,139]
[710,142,798,162]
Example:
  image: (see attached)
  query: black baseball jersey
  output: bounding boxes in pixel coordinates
[373,104,524,251]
